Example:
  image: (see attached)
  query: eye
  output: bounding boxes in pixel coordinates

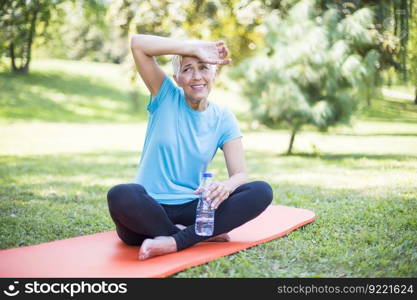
[200,65,209,70]
[182,68,189,72]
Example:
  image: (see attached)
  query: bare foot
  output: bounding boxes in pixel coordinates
[138,236,177,260]
[206,233,230,242]
[176,224,230,242]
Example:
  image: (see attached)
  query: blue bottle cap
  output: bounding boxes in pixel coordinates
[202,173,213,177]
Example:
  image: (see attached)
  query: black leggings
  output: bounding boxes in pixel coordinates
[107,181,273,251]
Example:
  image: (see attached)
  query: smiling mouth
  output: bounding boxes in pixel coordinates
[190,84,206,91]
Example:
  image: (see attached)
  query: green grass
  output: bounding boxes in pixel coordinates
[0,59,148,123]
[1,59,416,277]
[358,90,417,123]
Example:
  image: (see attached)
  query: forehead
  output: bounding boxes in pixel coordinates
[180,56,208,68]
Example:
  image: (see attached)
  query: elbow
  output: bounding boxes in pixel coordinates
[130,34,143,50]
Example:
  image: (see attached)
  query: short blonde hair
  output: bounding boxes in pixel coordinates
[171,55,183,76]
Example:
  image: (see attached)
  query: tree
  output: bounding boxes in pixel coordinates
[0,0,66,73]
[35,1,117,63]
[408,1,417,104]
[369,0,413,84]
[391,0,411,82]
[0,0,108,73]
[233,0,380,154]
[108,0,268,66]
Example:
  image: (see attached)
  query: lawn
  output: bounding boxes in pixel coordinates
[0,59,416,277]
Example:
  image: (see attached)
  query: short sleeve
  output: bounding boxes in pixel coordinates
[147,76,178,113]
[218,108,243,149]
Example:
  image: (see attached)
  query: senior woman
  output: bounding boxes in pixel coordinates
[107,34,273,260]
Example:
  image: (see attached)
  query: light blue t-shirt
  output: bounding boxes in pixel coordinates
[134,76,242,205]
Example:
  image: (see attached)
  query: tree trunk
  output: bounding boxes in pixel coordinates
[10,7,38,74]
[9,43,17,72]
[287,128,297,155]
[366,83,371,107]
[10,39,28,74]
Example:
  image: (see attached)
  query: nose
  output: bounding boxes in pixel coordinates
[192,69,203,80]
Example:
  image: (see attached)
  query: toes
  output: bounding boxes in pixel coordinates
[138,251,147,260]
[138,239,151,260]
[138,249,147,260]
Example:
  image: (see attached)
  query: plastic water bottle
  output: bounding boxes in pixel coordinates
[195,172,215,236]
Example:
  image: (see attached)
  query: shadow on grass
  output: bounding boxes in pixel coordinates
[0,71,148,122]
[335,132,417,137]
[0,150,140,181]
[1,150,415,183]
[358,95,417,124]
[284,152,417,161]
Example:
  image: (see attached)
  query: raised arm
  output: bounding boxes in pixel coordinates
[130,35,193,97]
[130,34,231,97]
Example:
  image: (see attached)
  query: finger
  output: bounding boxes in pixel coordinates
[211,195,226,209]
[208,58,222,65]
[213,191,227,208]
[207,189,219,199]
[209,59,229,65]
[218,58,232,65]
[210,197,220,209]
[212,186,229,204]
[220,189,229,200]
[216,43,228,57]
[218,47,227,59]
[220,46,229,57]
[194,187,202,194]
[208,182,219,191]
[200,58,218,65]
[215,40,225,47]
[208,184,221,200]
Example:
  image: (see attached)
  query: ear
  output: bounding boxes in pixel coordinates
[173,74,178,85]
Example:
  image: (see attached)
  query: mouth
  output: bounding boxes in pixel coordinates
[190,84,206,91]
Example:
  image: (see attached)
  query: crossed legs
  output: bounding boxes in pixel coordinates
[107,181,273,260]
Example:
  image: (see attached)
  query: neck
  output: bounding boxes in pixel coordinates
[186,97,209,111]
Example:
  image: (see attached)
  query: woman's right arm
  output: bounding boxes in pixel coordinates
[130,34,230,97]
[130,35,195,97]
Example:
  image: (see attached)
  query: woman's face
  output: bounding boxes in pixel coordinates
[173,56,216,103]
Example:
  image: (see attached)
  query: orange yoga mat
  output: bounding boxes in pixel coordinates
[0,205,315,278]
